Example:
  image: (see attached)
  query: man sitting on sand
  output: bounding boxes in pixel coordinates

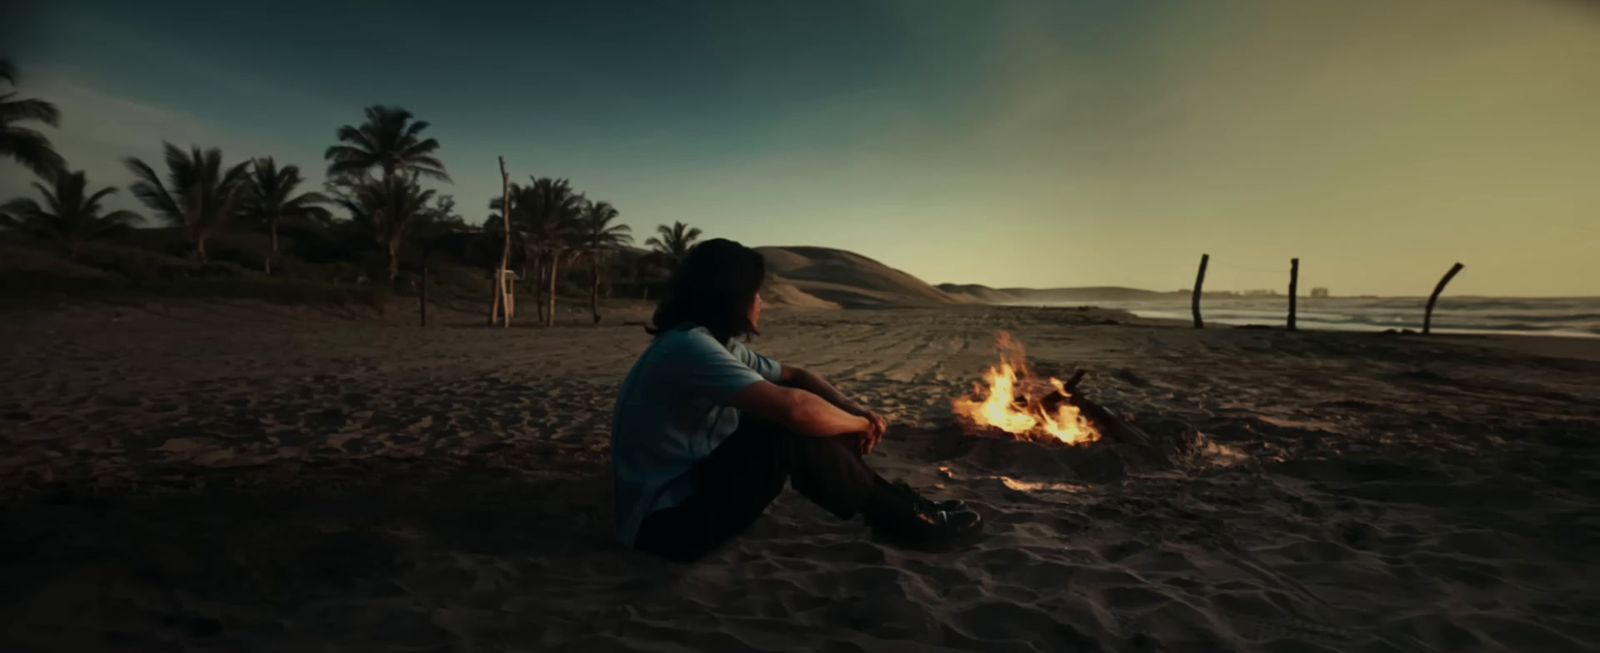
[612,239,983,561]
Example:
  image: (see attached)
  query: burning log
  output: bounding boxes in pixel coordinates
[952,334,1098,445]
[953,334,1154,449]
[1063,369,1086,392]
[947,333,1174,484]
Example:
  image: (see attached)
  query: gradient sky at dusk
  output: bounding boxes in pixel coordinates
[4,0,1597,296]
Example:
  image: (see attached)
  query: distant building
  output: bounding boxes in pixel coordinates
[1242,289,1279,297]
[1310,287,1330,298]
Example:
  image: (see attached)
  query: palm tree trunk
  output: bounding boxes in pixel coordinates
[267,218,280,275]
[193,233,209,265]
[590,254,601,325]
[387,238,401,289]
[546,255,560,327]
[534,252,547,324]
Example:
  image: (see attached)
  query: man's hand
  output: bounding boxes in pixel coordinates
[855,409,889,455]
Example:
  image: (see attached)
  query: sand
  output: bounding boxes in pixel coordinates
[2,301,1597,652]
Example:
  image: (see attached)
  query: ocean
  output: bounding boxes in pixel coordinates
[1013,296,1600,338]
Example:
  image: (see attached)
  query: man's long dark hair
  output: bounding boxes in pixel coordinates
[648,238,765,343]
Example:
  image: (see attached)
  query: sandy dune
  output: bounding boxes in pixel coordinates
[2,302,1597,651]
[760,246,960,307]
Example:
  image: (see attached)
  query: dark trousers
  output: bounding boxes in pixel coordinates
[634,418,882,561]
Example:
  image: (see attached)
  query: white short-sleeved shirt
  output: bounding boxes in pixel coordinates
[611,325,783,545]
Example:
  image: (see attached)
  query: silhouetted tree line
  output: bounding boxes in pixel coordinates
[0,58,706,323]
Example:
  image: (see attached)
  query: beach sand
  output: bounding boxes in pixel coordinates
[2,301,1597,652]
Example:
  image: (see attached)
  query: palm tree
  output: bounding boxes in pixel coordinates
[125,143,251,264]
[576,200,632,324]
[490,176,583,326]
[0,59,65,178]
[645,221,702,263]
[0,169,139,258]
[340,173,436,285]
[324,105,448,182]
[239,157,331,274]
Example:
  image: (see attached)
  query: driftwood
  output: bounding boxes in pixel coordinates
[1028,369,1151,448]
[490,156,513,327]
[1288,257,1299,331]
[1063,369,1087,392]
[1192,253,1209,328]
[1071,394,1152,449]
[1423,262,1464,335]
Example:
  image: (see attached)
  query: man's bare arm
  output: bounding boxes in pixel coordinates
[777,366,867,415]
[730,381,869,438]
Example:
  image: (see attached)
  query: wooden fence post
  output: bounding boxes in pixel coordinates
[1192,253,1209,329]
[491,156,513,327]
[1423,262,1464,335]
[1288,258,1299,331]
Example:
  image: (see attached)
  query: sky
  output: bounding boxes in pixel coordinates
[3,0,1597,296]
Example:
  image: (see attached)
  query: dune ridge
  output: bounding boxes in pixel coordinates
[758,246,962,308]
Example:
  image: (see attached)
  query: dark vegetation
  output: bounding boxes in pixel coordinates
[0,59,703,320]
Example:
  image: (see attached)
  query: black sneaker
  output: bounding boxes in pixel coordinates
[891,480,968,513]
[868,503,983,550]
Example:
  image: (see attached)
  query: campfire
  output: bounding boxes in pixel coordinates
[952,332,1101,445]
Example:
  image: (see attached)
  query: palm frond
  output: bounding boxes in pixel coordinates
[28,179,59,210]
[84,185,119,212]
[0,197,40,221]
[326,105,450,182]
[0,97,60,126]
[0,127,65,177]
[102,209,142,226]
[125,152,185,227]
[402,120,431,139]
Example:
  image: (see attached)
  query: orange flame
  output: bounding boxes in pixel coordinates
[952,332,1100,445]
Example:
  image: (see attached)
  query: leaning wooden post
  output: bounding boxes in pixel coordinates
[490,156,513,327]
[419,263,428,327]
[488,271,501,325]
[1191,253,1209,328]
[1287,258,1299,331]
[1423,262,1464,335]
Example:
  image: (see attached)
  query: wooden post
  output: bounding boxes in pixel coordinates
[488,271,500,325]
[419,264,428,327]
[1423,262,1464,335]
[545,254,559,328]
[506,273,516,318]
[491,156,513,327]
[1191,253,1209,329]
[1287,258,1299,331]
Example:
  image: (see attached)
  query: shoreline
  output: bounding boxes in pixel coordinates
[993,301,1600,340]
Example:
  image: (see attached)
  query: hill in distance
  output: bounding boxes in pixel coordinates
[936,283,1176,304]
[752,246,1179,309]
[757,246,960,308]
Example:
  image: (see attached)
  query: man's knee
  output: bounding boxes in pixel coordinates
[786,431,861,460]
